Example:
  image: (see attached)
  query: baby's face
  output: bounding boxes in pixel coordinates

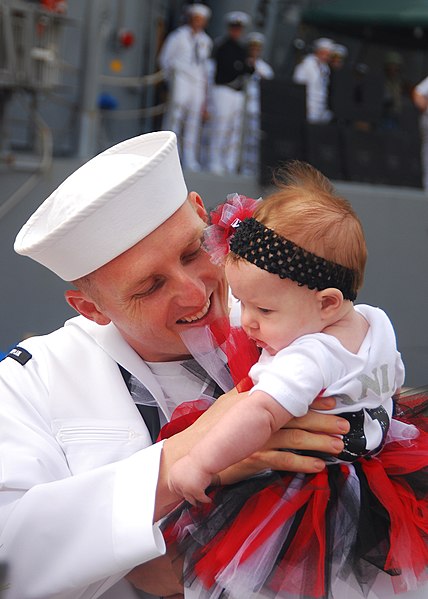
[225,260,323,356]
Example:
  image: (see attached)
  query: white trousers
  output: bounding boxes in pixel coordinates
[163,73,205,169]
[208,85,245,174]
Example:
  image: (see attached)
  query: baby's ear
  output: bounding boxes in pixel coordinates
[318,288,343,318]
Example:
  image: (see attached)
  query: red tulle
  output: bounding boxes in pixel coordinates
[271,470,331,597]
[364,437,428,585]
[203,194,261,265]
[185,439,428,597]
[160,321,428,597]
[157,321,258,442]
[194,475,297,587]
[378,433,428,474]
[157,399,211,441]
[209,317,260,387]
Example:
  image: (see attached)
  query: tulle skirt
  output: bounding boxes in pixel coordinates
[161,389,428,599]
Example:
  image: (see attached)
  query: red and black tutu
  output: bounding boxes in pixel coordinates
[160,323,428,598]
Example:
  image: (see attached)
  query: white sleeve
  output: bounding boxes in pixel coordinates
[158,33,174,71]
[158,32,183,74]
[159,30,198,82]
[249,343,329,417]
[0,364,165,599]
[1,445,165,599]
[256,60,274,80]
[415,75,428,96]
[293,60,309,84]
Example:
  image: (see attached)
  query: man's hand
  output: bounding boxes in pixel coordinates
[155,391,349,519]
[125,554,183,597]
[216,395,349,484]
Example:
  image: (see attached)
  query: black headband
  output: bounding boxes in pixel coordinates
[229,218,357,301]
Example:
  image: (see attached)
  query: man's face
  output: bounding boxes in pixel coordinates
[82,196,228,361]
[317,48,332,63]
[248,42,262,59]
[190,14,208,32]
[228,24,244,41]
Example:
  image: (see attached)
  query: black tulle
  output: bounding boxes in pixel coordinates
[161,389,428,598]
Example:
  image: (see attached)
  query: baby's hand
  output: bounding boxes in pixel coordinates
[168,455,213,506]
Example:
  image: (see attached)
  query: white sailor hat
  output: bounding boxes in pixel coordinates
[187,3,211,19]
[246,32,265,46]
[225,11,251,27]
[332,43,348,58]
[313,37,335,52]
[14,131,188,281]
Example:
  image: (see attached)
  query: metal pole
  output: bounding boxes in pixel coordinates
[77,0,110,158]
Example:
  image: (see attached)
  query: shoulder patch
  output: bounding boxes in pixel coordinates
[7,346,32,366]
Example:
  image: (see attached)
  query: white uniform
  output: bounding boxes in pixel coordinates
[1,311,426,599]
[208,36,253,175]
[293,53,333,124]
[414,75,428,190]
[159,25,212,171]
[0,315,173,599]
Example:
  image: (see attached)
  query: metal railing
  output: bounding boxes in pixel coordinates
[0,0,74,220]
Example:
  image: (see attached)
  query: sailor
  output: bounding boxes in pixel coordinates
[159,3,212,171]
[241,32,274,176]
[293,37,335,124]
[208,11,253,174]
[0,130,347,598]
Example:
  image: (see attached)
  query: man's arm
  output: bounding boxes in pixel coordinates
[128,393,348,595]
[0,354,346,599]
[154,391,349,519]
[125,554,183,597]
[412,88,428,113]
[0,355,167,599]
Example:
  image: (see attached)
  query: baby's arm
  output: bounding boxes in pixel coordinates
[168,390,293,505]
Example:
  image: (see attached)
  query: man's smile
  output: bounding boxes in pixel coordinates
[177,298,211,323]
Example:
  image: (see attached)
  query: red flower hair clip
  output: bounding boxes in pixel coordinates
[203,193,261,264]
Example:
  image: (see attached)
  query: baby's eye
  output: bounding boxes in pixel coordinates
[258,307,272,314]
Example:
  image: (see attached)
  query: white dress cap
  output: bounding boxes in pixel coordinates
[225,11,251,27]
[313,37,335,52]
[187,3,211,19]
[246,32,265,46]
[332,43,348,58]
[14,131,188,281]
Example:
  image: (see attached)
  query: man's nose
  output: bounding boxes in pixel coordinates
[174,270,206,305]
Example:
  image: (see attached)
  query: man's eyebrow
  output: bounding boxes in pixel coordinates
[121,274,154,296]
[183,227,205,247]
[121,231,206,295]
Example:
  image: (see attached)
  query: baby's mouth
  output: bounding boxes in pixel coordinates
[177,298,211,324]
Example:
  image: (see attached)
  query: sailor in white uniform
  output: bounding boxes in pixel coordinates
[293,37,335,124]
[159,4,212,171]
[1,130,349,599]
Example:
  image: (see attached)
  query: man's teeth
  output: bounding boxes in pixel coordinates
[178,299,211,323]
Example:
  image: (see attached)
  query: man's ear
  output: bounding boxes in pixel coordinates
[64,289,111,325]
[317,288,343,319]
[188,191,208,223]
